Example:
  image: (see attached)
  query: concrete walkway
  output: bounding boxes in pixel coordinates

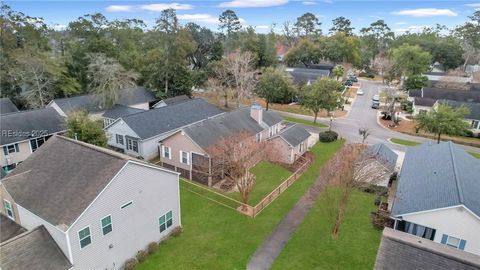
[246,168,328,270]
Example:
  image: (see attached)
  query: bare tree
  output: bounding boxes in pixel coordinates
[226,52,257,108]
[210,61,234,108]
[383,87,398,127]
[358,127,371,144]
[282,21,296,47]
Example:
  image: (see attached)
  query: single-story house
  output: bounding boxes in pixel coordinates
[424,71,472,83]
[105,98,223,160]
[152,95,192,108]
[438,100,480,134]
[0,135,180,269]
[390,142,480,255]
[411,97,438,115]
[159,104,310,186]
[0,108,66,174]
[0,98,19,114]
[374,228,480,270]
[409,87,480,104]
[48,86,157,119]
[286,64,333,86]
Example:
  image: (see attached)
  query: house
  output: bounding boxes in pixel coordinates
[390,142,480,255]
[101,104,145,127]
[48,86,157,119]
[409,87,480,105]
[362,143,398,186]
[0,108,66,174]
[424,71,471,83]
[286,66,332,86]
[438,100,480,135]
[159,104,310,186]
[0,135,181,269]
[374,228,480,270]
[152,95,191,108]
[105,98,223,160]
[0,98,19,114]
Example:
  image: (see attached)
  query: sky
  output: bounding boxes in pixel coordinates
[5,0,480,34]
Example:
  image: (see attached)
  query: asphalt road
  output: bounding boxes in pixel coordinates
[276,79,480,154]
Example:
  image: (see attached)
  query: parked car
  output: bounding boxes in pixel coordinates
[357,88,364,95]
[372,102,380,109]
[344,80,353,86]
[349,75,358,82]
[372,94,380,102]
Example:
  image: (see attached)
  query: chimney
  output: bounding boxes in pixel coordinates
[250,103,263,124]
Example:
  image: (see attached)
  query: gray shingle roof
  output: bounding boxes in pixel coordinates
[162,95,192,106]
[287,67,330,85]
[375,228,480,270]
[276,124,310,147]
[183,107,264,150]
[0,214,26,242]
[263,110,282,126]
[414,97,437,107]
[2,136,129,227]
[410,87,480,103]
[0,98,19,114]
[0,108,66,145]
[391,142,480,217]
[438,100,480,120]
[366,143,398,171]
[52,87,156,114]
[121,98,223,140]
[0,226,72,270]
[102,104,145,120]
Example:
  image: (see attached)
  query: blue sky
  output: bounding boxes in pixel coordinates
[5,0,480,34]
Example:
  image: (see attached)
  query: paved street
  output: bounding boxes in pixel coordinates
[276,79,480,154]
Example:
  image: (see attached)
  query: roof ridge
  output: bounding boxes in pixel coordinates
[122,98,202,120]
[0,107,55,117]
[448,142,464,205]
[56,135,132,161]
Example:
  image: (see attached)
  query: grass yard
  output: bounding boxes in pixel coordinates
[469,152,480,159]
[282,116,328,128]
[136,140,344,270]
[227,161,292,206]
[271,187,382,270]
[390,137,421,146]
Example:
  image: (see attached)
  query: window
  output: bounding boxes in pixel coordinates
[256,133,261,142]
[104,118,114,127]
[162,146,171,159]
[1,163,17,175]
[126,138,138,153]
[116,134,124,145]
[180,151,189,165]
[121,201,133,209]
[101,215,112,236]
[3,200,14,220]
[395,220,436,241]
[441,234,466,250]
[471,120,480,129]
[3,144,19,155]
[159,210,173,233]
[30,137,46,152]
[78,227,91,249]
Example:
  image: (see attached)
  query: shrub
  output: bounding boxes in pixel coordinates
[170,226,183,237]
[319,131,338,142]
[359,72,375,78]
[381,112,391,120]
[124,258,138,270]
[147,242,159,254]
[136,250,149,262]
[374,196,381,206]
[463,130,474,137]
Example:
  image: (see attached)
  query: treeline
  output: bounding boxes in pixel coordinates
[1,3,479,109]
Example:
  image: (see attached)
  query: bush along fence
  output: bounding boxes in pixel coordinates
[180,154,312,218]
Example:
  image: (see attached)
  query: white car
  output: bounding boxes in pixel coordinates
[372,94,380,102]
[357,88,364,95]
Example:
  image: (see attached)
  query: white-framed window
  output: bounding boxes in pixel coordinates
[3,144,19,155]
[126,138,138,153]
[441,234,466,250]
[78,226,91,249]
[180,151,189,165]
[471,120,480,129]
[104,118,114,127]
[256,133,261,142]
[3,200,14,220]
[159,210,173,233]
[101,215,112,236]
[162,145,171,159]
[116,134,124,145]
[30,137,46,152]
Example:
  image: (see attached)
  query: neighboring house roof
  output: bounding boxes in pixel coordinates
[391,142,480,218]
[0,214,26,242]
[263,110,282,126]
[119,98,223,140]
[438,100,480,120]
[102,104,145,120]
[374,228,480,270]
[52,87,156,114]
[1,136,129,227]
[0,108,66,145]
[274,124,310,147]
[409,87,480,103]
[287,67,331,85]
[0,226,72,270]
[414,97,437,107]
[0,98,19,114]
[365,143,398,171]
[162,95,192,106]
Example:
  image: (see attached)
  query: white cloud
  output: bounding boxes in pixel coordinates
[106,5,133,12]
[395,25,429,33]
[302,1,317,5]
[465,3,480,7]
[219,0,288,8]
[177,14,219,24]
[52,24,67,30]
[392,8,458,17]
[256,25,270,29]
[140,3,194,12]
[395,22,407,25]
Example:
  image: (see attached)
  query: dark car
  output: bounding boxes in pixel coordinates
[344,80,353,86]
[371,102,380,109]
[349,75,358,82]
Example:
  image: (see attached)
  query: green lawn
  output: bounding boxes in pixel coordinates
[469,152,480,159]
[390,137,421,146]
[271,187,382,270]
[227,161,292,206]
[282,116,328,128]
[136,140,344,270]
